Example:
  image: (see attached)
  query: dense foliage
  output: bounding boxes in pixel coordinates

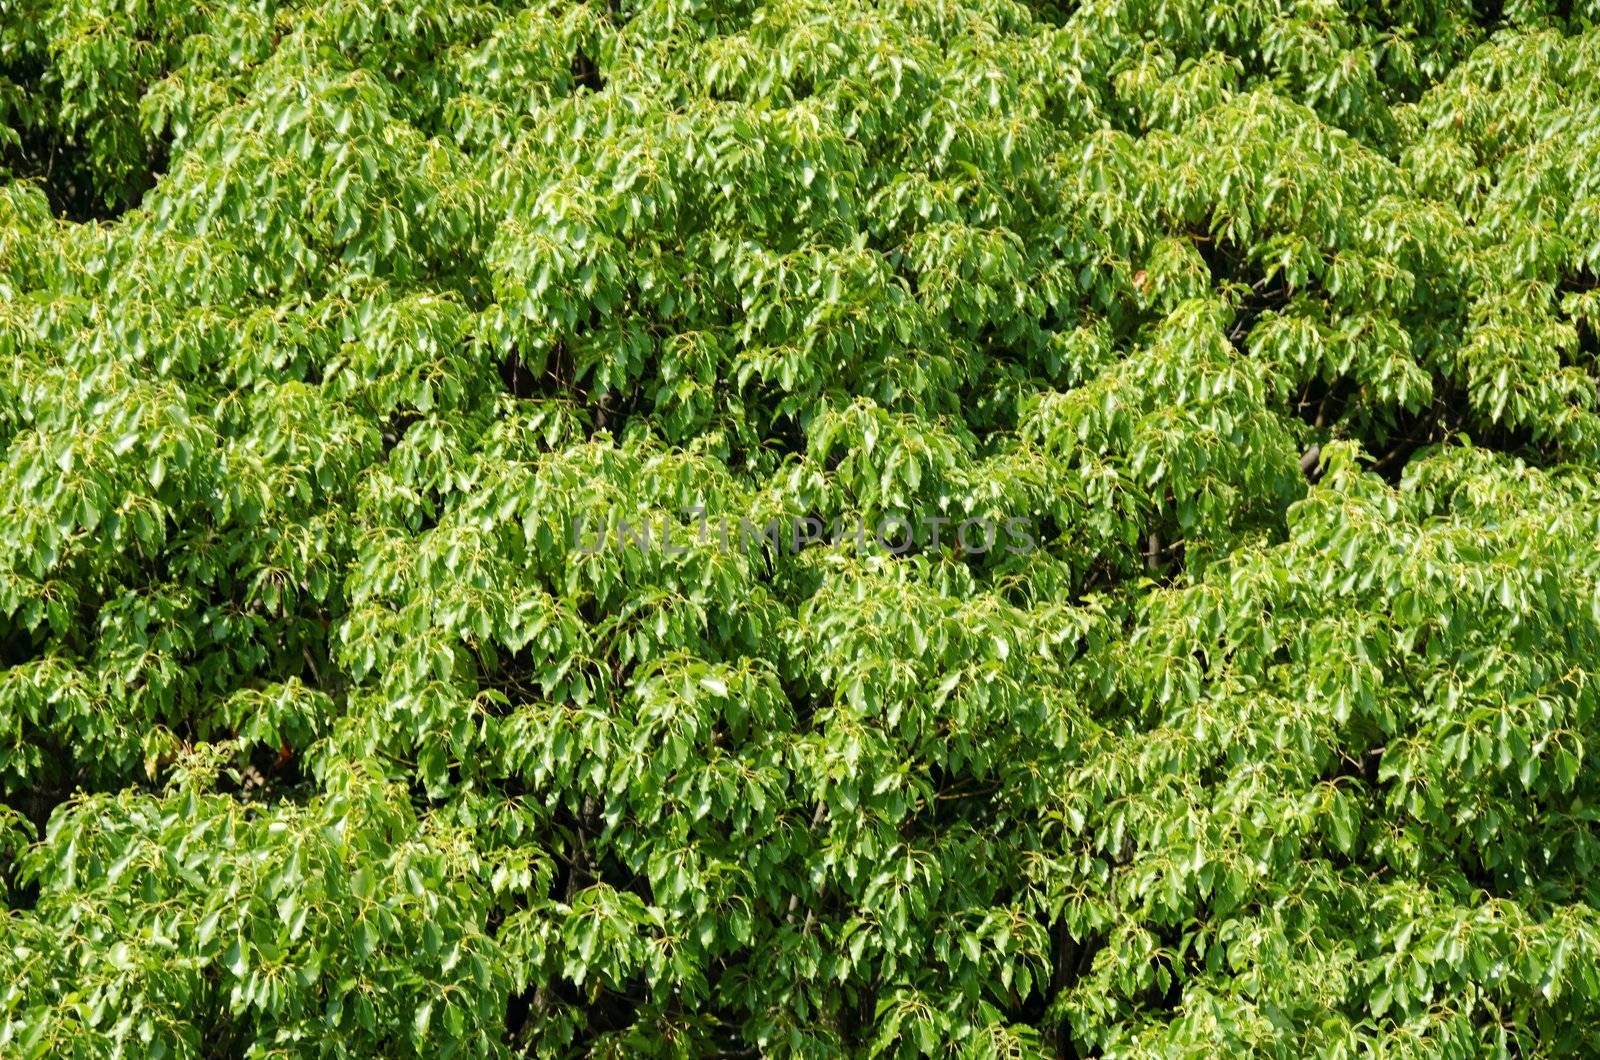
[3,0,1600,1054]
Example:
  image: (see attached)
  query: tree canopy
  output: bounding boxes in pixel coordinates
[2,0,1600,1055]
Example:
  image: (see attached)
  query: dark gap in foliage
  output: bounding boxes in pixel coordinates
[498,337,636,439]
[512,984,694,1053]
[1463,416,1540,463]
[785,681,823,731]
[13,778,73,846]
[571,49,606,94]
[381,410,425,455]
[1367,376,1557,484]
[1150,949,1185,1012]
[1,101,171,223]
[1561,268,1599,364]
[722,393,806,469]
[1368,398,1452,483]
[1,857,40,914]
[480,646,541,707]
[1560,267,1599,293]
[1292,376,1356,434]
[503,983,537,1046]
[1473,0,1506,36]
[591,387,639,437]
[550,801,604,902]
[1226,277,1299,347]
[1141,525,1185,583]
[508,800,652,1046]
[1049,925,1104,1058]
[498,344,551,400]
[1189,227,1311,354]
[0,616,44,670]
[244,737,308,795]
[2,128,106,222]
[1022,1,1081,29]
[583,980,646,1041]
[1190,224,1231,284]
